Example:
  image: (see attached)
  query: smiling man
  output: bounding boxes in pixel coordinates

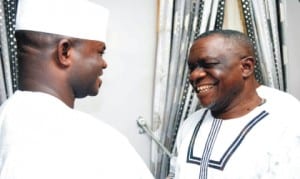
[172,29,300,179]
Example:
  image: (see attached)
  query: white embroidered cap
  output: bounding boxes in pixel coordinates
[15,0,109,42]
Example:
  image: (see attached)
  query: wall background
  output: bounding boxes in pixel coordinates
[75,0,157,168]
[285,0,300,100]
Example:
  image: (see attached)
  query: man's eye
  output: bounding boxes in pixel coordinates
[202,62,219,68]
[188,60,219,71]
[188,64,197,72]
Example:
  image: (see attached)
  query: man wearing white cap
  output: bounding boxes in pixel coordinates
[0,0,154,178]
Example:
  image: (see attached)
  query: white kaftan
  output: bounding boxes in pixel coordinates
[0,91,154,179]
[173,85,300,179]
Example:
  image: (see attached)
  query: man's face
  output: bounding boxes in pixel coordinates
[188,35,244,113]
[69,40,107,98]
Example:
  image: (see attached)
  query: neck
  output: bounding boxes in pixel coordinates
[19,79,75,108]
[212,92,263,120]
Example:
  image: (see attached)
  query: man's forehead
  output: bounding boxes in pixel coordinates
[190,36,229,53]
[188,36,236,61]
[84,40,106,50]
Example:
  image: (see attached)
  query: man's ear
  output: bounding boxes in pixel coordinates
[241,56,255,78]
[57,39,72,67]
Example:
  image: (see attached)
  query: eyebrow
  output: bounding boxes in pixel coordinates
[191,56,220,61]
[97,44,106,51]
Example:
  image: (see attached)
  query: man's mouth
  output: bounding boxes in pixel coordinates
[196,85,214,94]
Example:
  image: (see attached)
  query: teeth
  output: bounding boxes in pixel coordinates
[197,85,213,93]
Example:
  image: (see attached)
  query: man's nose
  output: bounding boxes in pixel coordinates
[189,67,206,80]
[102,59,107,69]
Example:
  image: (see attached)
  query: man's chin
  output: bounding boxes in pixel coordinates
[199,101,216,109]
[89,90,99,97]
[82,89,99,98]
